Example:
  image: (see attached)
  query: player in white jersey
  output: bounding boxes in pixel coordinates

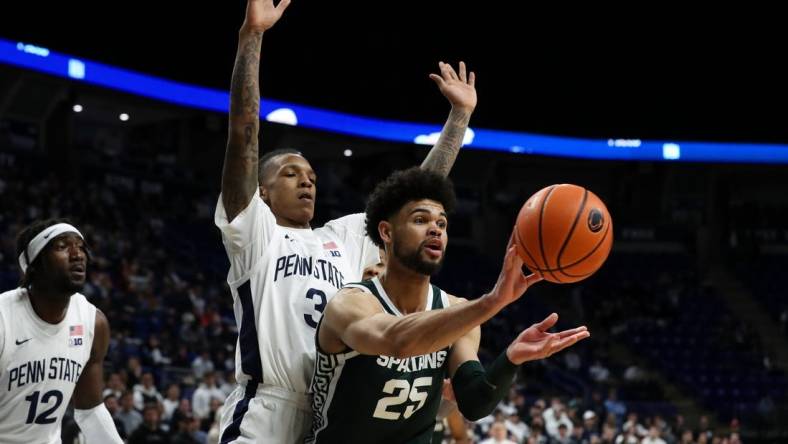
[0,219,123,443]
[215,0,478,441]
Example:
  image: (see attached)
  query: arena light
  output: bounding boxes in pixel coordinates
[72,104,83,113]
[343,149,353,157]
[2,37,788,164]
[119,113,129,121]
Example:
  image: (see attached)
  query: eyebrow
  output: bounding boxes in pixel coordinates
[280,164,316,176]
[408,208,447,218]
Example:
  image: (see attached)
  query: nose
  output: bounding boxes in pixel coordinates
[299,172,313,188]
[428,223,443,238]
[70,245,86,261]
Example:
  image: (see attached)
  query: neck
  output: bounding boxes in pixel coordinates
[379,258,431,314]
[275,215,311,229]
[27,284,72,324]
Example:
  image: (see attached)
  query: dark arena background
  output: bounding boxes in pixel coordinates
[2,3,787,443]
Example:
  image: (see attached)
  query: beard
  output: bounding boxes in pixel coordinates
[393,241,445,275]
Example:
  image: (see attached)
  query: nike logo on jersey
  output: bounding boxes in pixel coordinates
[15,338,32,345]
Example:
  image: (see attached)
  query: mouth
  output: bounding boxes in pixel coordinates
[298,192,314,202]
[70,264,86,278]
[422,239,443,259]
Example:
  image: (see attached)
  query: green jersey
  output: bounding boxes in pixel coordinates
[307,277,451,444]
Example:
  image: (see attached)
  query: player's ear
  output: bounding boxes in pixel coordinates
[259,184,269,204]
[379,220,393,244]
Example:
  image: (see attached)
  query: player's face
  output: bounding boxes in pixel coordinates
[39,233,87,292]
[260,154,316,227]
[362,248,387,280]
[389,199,448,275]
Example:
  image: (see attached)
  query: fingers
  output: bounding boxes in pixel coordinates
[523,270,544,287]
[469,71,476,87]
[535,313,559,332]
[502,246,518,273]
[557,326,588,339]
[429,73,446,88]
[439,61,459,81]
[459,61,467,83]
[552,331,591,354]
[276,0,291,12]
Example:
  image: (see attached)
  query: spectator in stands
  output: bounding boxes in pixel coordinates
[552,423,573,444]
[604,389,626,425]
[506,412,529,443]
[191,349,215,379]
[192,371,226,420]
[481,420,517,444]
[530,416,550,444]
[615,428,639,444]
[115,391,143,438]
[128,403,169,444]
[171,412,207,444]
[679,429,694,444]
[133,371,164,411]
[622,412,647,438]
[126,356,144,387]
[641,426,667,444]
[544,398,574,438]
[162,383,182,423]
[103,372,125,399]
[582,410,599,440]
[142,335,172,366]
[200,398,224,432]
[103,394,128,440]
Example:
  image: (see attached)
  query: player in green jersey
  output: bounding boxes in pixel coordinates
[307,168,590,444]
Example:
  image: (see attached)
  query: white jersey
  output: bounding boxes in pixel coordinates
[215,194,378,394]
[0,288,96,444]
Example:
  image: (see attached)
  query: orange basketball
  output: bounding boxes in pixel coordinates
[513,184,613,283]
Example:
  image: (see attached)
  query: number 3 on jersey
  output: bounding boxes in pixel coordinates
[373,377,432,420]
[304,288,327,328]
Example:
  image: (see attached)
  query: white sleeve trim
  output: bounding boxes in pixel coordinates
[74,404,123,443]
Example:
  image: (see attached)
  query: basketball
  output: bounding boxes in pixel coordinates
[513,184,613,283]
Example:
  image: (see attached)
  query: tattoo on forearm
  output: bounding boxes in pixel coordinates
[222,32,264,219]
[421,108,472,177]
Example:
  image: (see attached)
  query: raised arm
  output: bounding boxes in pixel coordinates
[221,0,291,221]
[420,61,477,177]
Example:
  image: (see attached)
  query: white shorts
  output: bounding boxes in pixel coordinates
[218,383,312,444]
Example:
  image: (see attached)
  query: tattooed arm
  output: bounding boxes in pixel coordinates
[420,61,477,177]
[221,0,291,222]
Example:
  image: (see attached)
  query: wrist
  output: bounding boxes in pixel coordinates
[239,24,266,37]
[450,105,475,117]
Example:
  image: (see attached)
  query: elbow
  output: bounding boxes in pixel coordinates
[456,402,489,422]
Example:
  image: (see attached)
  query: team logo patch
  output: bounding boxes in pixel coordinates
[69,324,84,347]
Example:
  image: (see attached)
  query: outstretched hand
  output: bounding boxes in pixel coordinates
[429,61,477,113]
[487,245,543,308]
[242,0,292,33]
[506,313,590,365]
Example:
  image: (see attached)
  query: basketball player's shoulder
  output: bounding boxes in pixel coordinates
[0,287,23,307]
[327,284,384,318]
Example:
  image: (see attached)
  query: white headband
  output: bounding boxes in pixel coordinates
[18,223,85,273]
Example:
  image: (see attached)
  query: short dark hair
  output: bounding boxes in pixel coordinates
[365,167,456,248]
[258,148,302,183]
[15,218,70,288]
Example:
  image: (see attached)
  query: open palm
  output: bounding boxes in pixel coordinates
[507,313,590,365]
[243,0,292,33]
[429,61,477,112]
